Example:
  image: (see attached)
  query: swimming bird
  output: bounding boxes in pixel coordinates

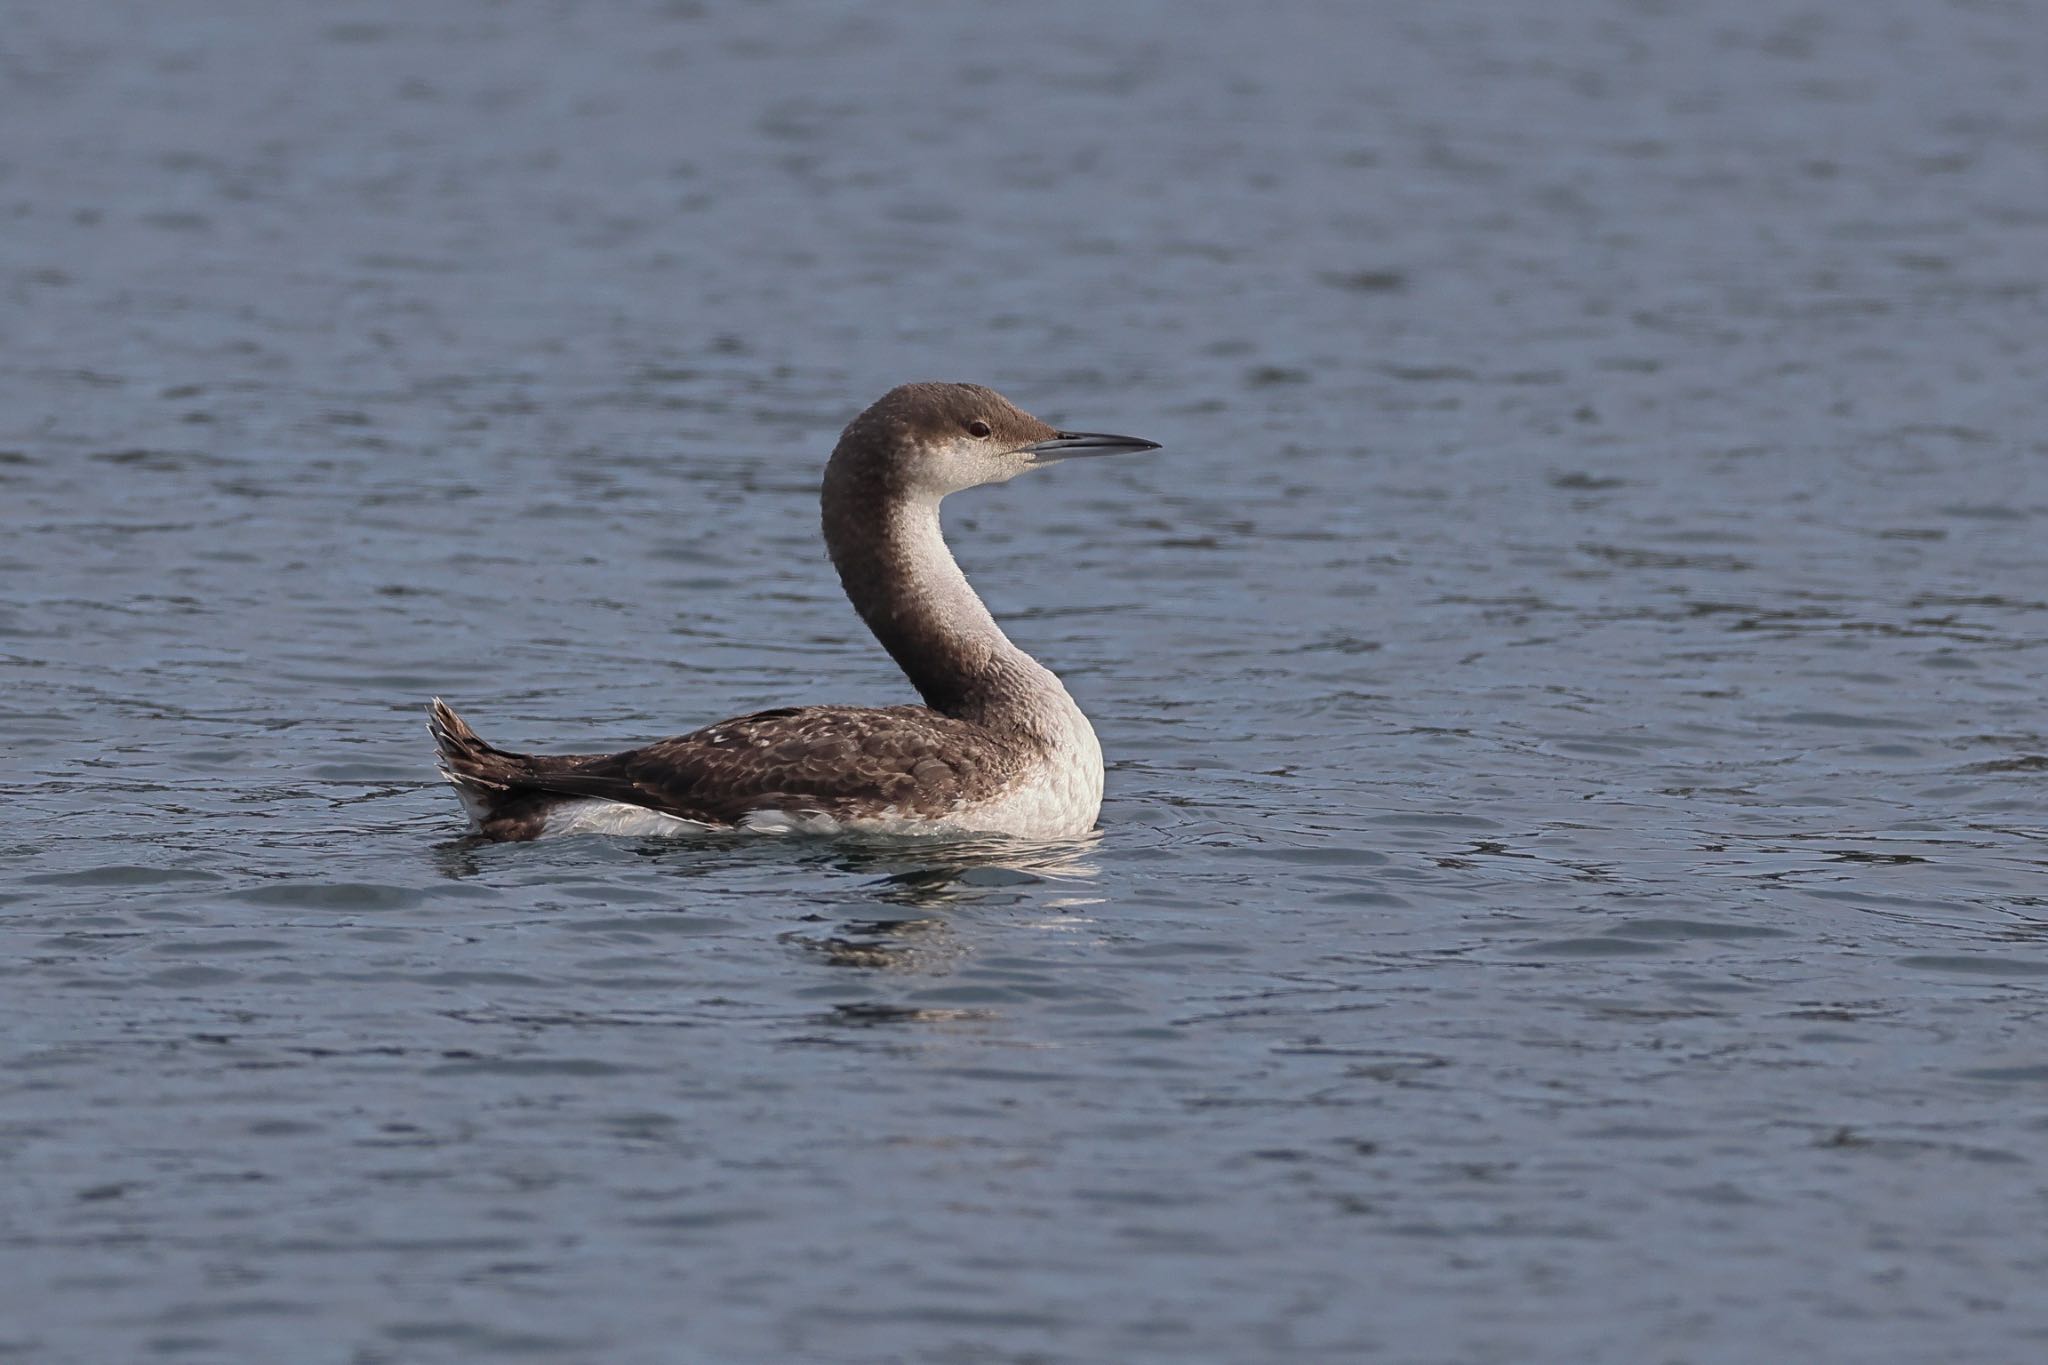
[429,382,1160,841]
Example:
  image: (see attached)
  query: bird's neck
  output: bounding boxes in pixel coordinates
[822,478,1055,724]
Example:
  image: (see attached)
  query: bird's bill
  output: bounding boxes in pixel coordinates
[1025,431,1162,464]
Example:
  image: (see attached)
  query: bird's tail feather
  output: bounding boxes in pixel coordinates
[428,697,523,787]
[429,698,677,840]
[428,698,571,839]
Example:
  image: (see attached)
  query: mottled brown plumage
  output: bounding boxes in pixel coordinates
[431,697,1039,840]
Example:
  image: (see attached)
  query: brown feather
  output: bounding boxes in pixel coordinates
[430,698,1040,839]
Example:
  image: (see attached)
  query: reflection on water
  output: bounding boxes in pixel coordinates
[789,838,1104,969]
[838,834,1104,908]
[780,915,966,972]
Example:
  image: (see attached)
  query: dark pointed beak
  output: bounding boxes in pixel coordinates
[1025,430,1162,465]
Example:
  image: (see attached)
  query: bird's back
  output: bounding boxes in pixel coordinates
[430,698,1086,840]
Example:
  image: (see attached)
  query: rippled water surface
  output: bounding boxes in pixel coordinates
[5,1,2048,1361]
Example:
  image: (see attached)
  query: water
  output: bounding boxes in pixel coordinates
[5,1,2047,1360]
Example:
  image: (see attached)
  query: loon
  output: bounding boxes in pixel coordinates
[429,382,1161,841]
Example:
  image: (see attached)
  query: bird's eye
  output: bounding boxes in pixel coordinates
[966,420,992,439]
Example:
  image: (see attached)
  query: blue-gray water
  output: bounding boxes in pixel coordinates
[5,2,2047,1361]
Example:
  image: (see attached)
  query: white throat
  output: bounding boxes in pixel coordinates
[897,495,1078,721]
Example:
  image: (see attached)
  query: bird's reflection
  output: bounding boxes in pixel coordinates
[429,826,1105,977]
[428,838,485,880]
[779,832,1103,974]
[832,832,1103,908]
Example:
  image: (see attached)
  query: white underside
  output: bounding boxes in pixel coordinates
[940,692,1104,839]
[530,799,933,838]
[542,799,716,837]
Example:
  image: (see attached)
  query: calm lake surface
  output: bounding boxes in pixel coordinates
[5,1,2046,1361]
